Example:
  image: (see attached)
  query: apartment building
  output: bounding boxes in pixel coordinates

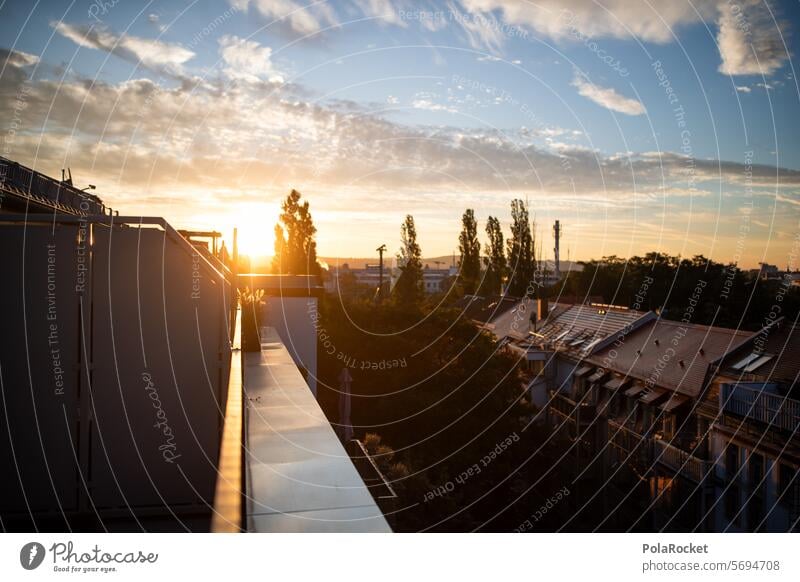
[702,318,800,531]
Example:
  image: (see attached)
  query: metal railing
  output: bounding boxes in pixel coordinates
[721,383,800,433]
[653,439,713,484]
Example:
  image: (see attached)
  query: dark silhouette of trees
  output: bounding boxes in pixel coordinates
[505,199,536,297]
[271,189,320,275]
[458,209,481,295]
[395,214,424,306]
[481,216,506,296]
[316,296,533,531]
[556,253,800,330]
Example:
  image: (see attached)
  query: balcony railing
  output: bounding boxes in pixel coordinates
[653,439,714,484]
[549,390,596,424]
[721,383,800,433]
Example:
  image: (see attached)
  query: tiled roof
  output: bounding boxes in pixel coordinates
[718,318,800,386]
[454,294,521,326]
[532,303,651,356]
[589,319,753,398]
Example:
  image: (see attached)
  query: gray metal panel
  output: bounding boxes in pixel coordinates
[89,225,228,509]
[0,223,80,512]
[245,328,391,532]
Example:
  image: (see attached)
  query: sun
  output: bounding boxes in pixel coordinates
[225,204,279,260]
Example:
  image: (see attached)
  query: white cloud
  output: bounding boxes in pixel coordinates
[571,73,646,116]
[717,0,788,76]
[1,48,39,68]
[354,0,407,27]
[231,0,338,36]
[457,1,788,79]
[147,13,167,33]
[218,35,284,82]
[457,0,717,44]
[447,1,506,53]
[735,85,752,93]
[52,22,194,70]
[411,98,457,113]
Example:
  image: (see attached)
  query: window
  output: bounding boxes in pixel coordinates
[749,452,764,495]
[726,444,740,477]
[731,352,760,370]
[778,463,798,498]
[744,354,774,373]
[662,414,675,440]
[527,360,544,375]
[725,485,742,527]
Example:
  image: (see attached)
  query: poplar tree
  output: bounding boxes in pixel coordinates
[395,214,423,305]
[271,189,320,275]
[505,199,536,297]
[458,209,481,295]
[482,216,506,295]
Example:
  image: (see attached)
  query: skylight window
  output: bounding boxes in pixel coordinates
[582,338,602,352]
[553,330,571,342]
[743,354,773,373]
[731,352,760,370]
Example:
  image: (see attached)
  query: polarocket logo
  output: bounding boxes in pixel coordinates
[20,542,46,570]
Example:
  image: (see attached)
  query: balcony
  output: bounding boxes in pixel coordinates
[549,390,596,424]
[653,439,714,485]
[236,326,391,532]
[721,383,800,433]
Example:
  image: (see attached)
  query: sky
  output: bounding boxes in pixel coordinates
[1,0,799,268]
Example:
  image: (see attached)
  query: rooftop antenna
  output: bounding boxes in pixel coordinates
[553,220,561,280]
[376,244,387,302]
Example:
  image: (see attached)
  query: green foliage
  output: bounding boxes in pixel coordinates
[481,216,506,296]
[394,214,424,306]
[556,252,800,330]
[271,189,320,275]
[458,209,481,295]
[316,297,536,531]
[506,199,536,298]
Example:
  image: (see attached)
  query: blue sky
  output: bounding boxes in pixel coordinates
[1,0,799,267]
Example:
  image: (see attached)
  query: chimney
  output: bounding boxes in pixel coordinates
[537,296,549,322]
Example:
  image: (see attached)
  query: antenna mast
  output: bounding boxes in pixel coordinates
[553,220,561,280]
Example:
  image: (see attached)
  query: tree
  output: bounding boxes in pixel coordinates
[458,209,481,295]
[271,189,320,275]
[270,224,287,274]
[395,215,423,306]
[481,216,506,296]
[506,199,536,298]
